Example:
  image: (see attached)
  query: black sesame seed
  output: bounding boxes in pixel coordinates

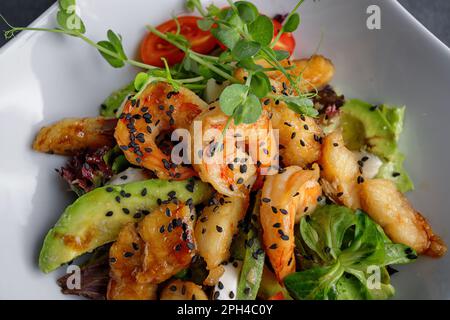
[357,176,365,184]
[280,209,288,215]
[271,206,278,213]
[110,257,117,263]
[168,190,176,198]
[300,139,306,147]
[392,172,401,178]
[132,242,139,251]
[141,188,147,196]
[244,287,251,295]
[133,213,142,219]
[169,285,177,292]
[291,132,296,140]
[229,291,235,299]
[216,225,223,233]
[105,211,114,217]
[213,291,220,300]
[122,208,130,214]
[123,251,134,258]
[262,197,271,203]
[165,208,171,217]
[333,143,339,147]
[115,196,121,203]
[337,192,344,197]
[273,223,281,228]
[106,187,114,193]
[236,177,244,184]
[269,243,278,249]
[218,281,224,290]
[227,163,234,170]
[281,234,289,241]
[159,225,165,233]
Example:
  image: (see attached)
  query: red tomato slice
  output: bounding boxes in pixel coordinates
[268,292,285,300]
[272,19,296,57]
[140,16,218,67]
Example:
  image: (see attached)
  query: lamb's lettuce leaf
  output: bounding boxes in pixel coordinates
[285,205,417,300]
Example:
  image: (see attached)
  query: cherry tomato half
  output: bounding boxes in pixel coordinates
[272,19,296,57]
[140,16,218,67]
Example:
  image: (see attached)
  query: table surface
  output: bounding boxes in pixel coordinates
[0,0,449,48]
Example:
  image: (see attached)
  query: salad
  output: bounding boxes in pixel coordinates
[5,0,447,300]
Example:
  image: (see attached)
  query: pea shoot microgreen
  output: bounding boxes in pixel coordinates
[2,0,318,127]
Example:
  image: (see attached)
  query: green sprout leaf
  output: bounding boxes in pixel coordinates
[134,72,150,91]
[284,97,319,117]
[274,50,290,61]
[107,30,127,60]
[250,72,271,98]
[58,0,76,11]
[197,18,214,31]
[232,40,261,60]
[283,12,301,32]
[56,9,86,34]
[211,25,240,49]
[219,84,248,116]
[248,15,274,46]
[238,94,262,124]
[235,1,259,24]
[97,41,125,68]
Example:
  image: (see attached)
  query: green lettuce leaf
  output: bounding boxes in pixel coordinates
[285,205,417,300]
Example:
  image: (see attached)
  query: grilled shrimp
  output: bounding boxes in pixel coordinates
[234,55,334,93]
[260,165,322,282]
[320,130,362,209]
[108,201,197,295]
[194,194,249,285]
[115,82,207,180]
[191,104,277,198]
[360,179,447,257]
[269,55,335,92]
[33,117,117,156]
[160,279,208,300]
[107,223,157,300]
[269,99,323,168]
[136,202,197,284]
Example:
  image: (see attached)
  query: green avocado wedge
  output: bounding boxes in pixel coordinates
[39,179,213,273]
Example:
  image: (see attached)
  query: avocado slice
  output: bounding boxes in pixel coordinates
[340,99,413,192]
[39,179,213,273]
[341,99,402,160]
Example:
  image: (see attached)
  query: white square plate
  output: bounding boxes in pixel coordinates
[0,0,449,299]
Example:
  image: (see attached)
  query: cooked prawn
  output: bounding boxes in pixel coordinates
[33,117,117,156]
[268,97,323,168]
[320,130,362,209]
[160,279,208,300]
[269,55,335,92]
[191,104,278,198]
[136,202,197,284]
[115,82,207,180]
[234,55,335,93]
[360,179,447,257]
[107,223,157,300]
[260,165,322,282]
[194,194,249,285]
[108,201,197,295]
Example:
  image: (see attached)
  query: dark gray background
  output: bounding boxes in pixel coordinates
[0,0,449,48]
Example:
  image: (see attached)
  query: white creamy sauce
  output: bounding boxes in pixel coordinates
[107,167,151,185]
[353,150,383,179]
[212,260,242,300]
